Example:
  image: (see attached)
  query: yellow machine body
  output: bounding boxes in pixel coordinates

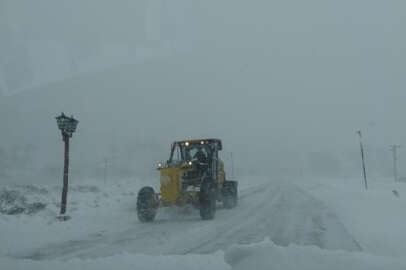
[159,160,226,206]
[160,166,183,205]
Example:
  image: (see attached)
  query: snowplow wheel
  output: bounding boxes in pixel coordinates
[223,181,238,209]
[199,180,216,220]
[137,187,158,222]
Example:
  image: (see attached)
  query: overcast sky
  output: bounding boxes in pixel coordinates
[1,0,405,182]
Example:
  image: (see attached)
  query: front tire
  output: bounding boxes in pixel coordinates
[137,187,158,222]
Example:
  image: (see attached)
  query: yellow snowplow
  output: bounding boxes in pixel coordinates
[137,139,238,222]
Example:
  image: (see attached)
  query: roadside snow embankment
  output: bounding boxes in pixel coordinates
[0,187,47,215]
[225,238,406,270]
[290,177,406,258]
[0,178,148,257]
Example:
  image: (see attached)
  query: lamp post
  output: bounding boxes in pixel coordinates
[56,113,79,217]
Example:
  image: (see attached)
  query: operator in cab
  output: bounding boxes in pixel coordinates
[193,145,208,164]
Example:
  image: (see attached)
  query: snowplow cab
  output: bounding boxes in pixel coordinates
[136,138,237,222]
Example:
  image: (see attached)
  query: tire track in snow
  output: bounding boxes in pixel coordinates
[14,180,362,260]
[13,184,269,260]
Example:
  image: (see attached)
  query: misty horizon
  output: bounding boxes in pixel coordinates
[1,0,405,184]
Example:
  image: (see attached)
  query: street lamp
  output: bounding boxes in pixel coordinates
[56,113,79,218]
[56,113,79,140]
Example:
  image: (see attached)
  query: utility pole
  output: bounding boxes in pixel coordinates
[390,145,401,182]
[357,131,368,190]
[103,158,108,185]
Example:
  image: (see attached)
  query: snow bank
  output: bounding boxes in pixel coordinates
[0,178,146,256]
[290,177,406,258]
[0,252,229,270]
[0,188,46,215]
[225,239,406,270]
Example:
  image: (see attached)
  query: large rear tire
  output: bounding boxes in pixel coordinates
[199,180,217,220]
[222,181,238,209]
[137,187,158,222]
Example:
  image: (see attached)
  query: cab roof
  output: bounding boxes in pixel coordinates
[174,138,223,150]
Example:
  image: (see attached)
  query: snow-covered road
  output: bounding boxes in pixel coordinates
[15,179,361,261]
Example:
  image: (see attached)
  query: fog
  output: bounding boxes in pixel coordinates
[1,0,405,184]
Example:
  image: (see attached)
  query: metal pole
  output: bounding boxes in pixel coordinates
[104,158,108,185]
[357,131,368,190]
[60,134,70,215]
[230,152,234,179]
[390,145,401,182]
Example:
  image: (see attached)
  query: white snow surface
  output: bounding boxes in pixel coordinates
[0,252,229,270]
[1,175,405,269]
[291,176,406,258]
[225,238,406,270]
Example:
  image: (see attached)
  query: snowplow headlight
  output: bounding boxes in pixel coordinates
[157,163,163,169]
[185,142,190,147]
[188,161,193,166]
